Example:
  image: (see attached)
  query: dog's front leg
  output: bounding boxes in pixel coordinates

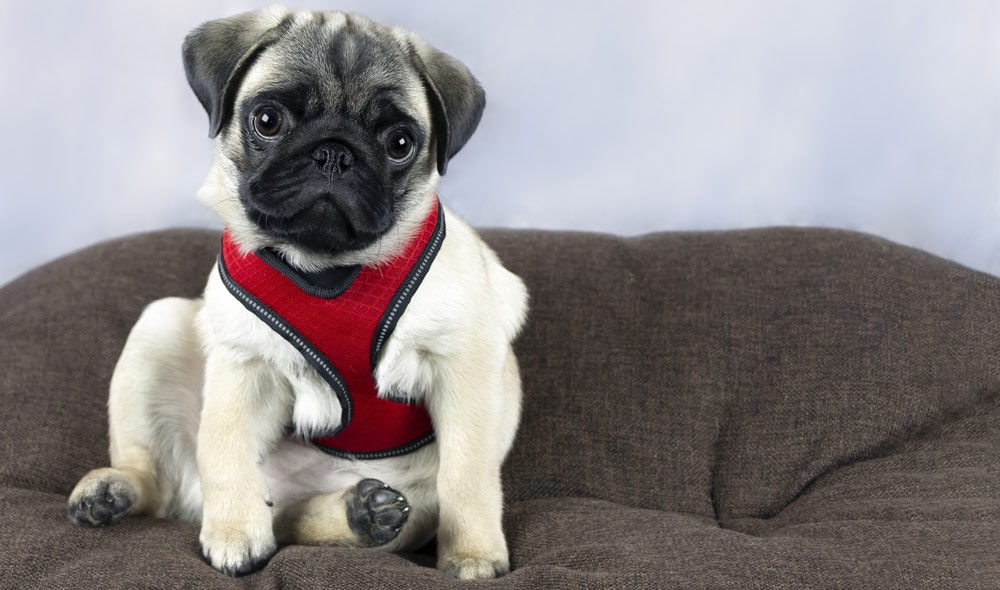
[197,352,291,576]
[431,348,517,580]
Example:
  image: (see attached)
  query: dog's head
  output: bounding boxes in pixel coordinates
[183,7,485,267]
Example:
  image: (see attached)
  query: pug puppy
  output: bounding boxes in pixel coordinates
[66,7,527,581]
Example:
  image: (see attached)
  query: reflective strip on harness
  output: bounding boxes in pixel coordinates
[217,200,444,459]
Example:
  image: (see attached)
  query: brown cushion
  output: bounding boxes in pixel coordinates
[2,227,998,588]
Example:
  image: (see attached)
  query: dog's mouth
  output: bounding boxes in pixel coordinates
[245,195,395,254]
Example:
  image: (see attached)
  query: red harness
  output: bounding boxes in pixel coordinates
[217,201,444,459]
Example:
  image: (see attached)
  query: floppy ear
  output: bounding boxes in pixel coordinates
[408,38,487,175]
[182,6,293,138]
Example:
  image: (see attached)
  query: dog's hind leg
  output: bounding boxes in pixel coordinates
[68,297,205,526]
[273,476,437,553]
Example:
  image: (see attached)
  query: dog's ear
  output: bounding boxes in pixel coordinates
[183,6,294,138]
[406,36,486,175]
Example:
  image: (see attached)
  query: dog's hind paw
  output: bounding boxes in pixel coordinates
[347,478,410,546]
[67,470,137,527]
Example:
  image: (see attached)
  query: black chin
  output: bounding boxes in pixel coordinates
[247,198,394,254]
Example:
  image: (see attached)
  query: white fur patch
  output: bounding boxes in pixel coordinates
[289,368,345,438]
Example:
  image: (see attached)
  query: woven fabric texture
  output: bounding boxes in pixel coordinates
[1,227,999,588]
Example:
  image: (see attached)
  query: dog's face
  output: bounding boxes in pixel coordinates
[183,7,485,266]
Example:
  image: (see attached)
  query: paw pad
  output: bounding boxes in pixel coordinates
[68,480,135,527]
[347,478,410,546]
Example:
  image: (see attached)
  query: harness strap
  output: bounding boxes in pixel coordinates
[217,200,444,459]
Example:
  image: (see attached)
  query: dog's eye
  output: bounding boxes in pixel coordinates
[253,107,284,138]
[385,130,415,162]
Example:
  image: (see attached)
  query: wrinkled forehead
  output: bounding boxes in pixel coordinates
[235,12,429,127]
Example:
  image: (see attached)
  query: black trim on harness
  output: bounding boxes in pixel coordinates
[312,431,436,460]
[216,204,445,460]
[257,249,362,299]
[217,254,354,434]
[370,201,447,367]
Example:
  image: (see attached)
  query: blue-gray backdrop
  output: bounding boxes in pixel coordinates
[2,1,998,284]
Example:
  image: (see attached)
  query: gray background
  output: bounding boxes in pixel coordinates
[2,1,998,285]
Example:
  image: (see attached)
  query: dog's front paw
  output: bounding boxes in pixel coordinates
[67,469,137,527]
[347,478,410,546]
[199,521,276,577]
[438,553,510,580]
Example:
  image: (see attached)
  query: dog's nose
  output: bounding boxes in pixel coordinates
[311,143,354,177]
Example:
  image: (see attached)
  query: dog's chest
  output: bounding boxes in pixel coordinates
[202,267,437,439]
[254,308,432,440]
[207,205,449,446]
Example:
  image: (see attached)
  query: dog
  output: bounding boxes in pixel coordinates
[67,7,528,581]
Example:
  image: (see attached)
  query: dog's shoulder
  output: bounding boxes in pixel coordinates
[197,263,306,371]
[371,208,526,401]
[398,208,528,349]
[448,211,528,342]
